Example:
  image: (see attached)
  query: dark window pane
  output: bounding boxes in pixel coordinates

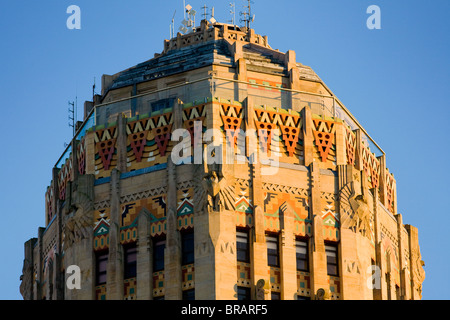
[182,231,195,265]
[96,251,108,285]
[297,295,311,300]
[296,240,309,271]
[325,244,339,276]
[153,239,166,272]
[271,292,281,300]
[124,244,137,279]
[182,289,195,300]
[266,235,279,267]
[237,231,249,262]
[237,286,251,300]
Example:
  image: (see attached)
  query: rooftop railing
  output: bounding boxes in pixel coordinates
[54,76,384,169]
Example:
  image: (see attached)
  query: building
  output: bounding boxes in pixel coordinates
[19,18,425,300]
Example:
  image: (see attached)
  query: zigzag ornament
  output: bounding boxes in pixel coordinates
[94,127,118,171]
[312,119,335,162]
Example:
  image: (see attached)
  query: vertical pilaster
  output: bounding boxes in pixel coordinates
[335,122,346,166]
[309,161,328,299]
[107,169,124,300]
[116,114,128,173]
[136,211,153,300]
[302,106,314,167]
[164,159,182,299]
[280,206,297,300]
[396,214,406,300]
[247,96,269,299]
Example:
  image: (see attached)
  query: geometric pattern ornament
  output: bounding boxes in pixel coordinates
[219,102,243,148]
[154,124,172,157]
[221,115,242,148]
[98,139,116,171]
[255,120,273,154]
[345,127,356,166]
[386,171,395,211]
[361,144,380,189]
[94,127,118,171]
[183,103,206,148]
[254,106,302,157]
[312,118,335,162]
[77,137,86,175]
[280,125,300,157]
[129,131,148,163]
[58,157,72,201]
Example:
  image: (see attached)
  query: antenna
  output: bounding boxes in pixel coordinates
[239,0,255,29]
[68,100,75,136]
[170,10,176,38]
[202,4,209,21]
[179,3,196,34]
[210,7,216,24]
[229,2,236,26]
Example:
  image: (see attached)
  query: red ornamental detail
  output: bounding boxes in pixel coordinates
[130,131,148,163]
[346,130,356,166]
[313,131,333,162]
[370,167,379,189]
[154,125,172,156]
[77,140,86,175]
[98,139,116,171]
[255,121,273,154]
[221,115,242,147]
[184,118,205,147]
[280,125,299,157]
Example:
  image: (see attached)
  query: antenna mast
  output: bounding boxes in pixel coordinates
[240,0,255,29]
[229,2,236,26]
[170,10,176,38]
[68,100,75,136]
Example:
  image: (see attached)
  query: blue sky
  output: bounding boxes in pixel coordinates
[0,0,448,300]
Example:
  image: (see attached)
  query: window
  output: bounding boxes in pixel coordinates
[96,251,108,285]
[236,229,250,262]
[124,243,137,279]
[271,292,281,300]
[237,286,251,300]
[325,244,339,276]
[297,295,311,300]
[151,98,175,113]
[181,230,194,265]
[153,238,166,272]
[266,234,279,267]
[296,239,309,272]
[182,289,195,300]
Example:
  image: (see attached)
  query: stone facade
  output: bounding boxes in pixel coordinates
[20,20,425,300]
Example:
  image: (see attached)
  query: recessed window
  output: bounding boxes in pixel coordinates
[325,244,339,276]
[236,229,250,263]
[182,289,195,300]
[271,292,281,300]
[153,237,166,272]
[237,286,251,300]
[296,239,309,272]
[181,230,195,265]
[124,243,137,279]
[96,251,108,285]
[266,234,279,267]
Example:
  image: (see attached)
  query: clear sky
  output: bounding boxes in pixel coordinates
[0,0,448,300]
